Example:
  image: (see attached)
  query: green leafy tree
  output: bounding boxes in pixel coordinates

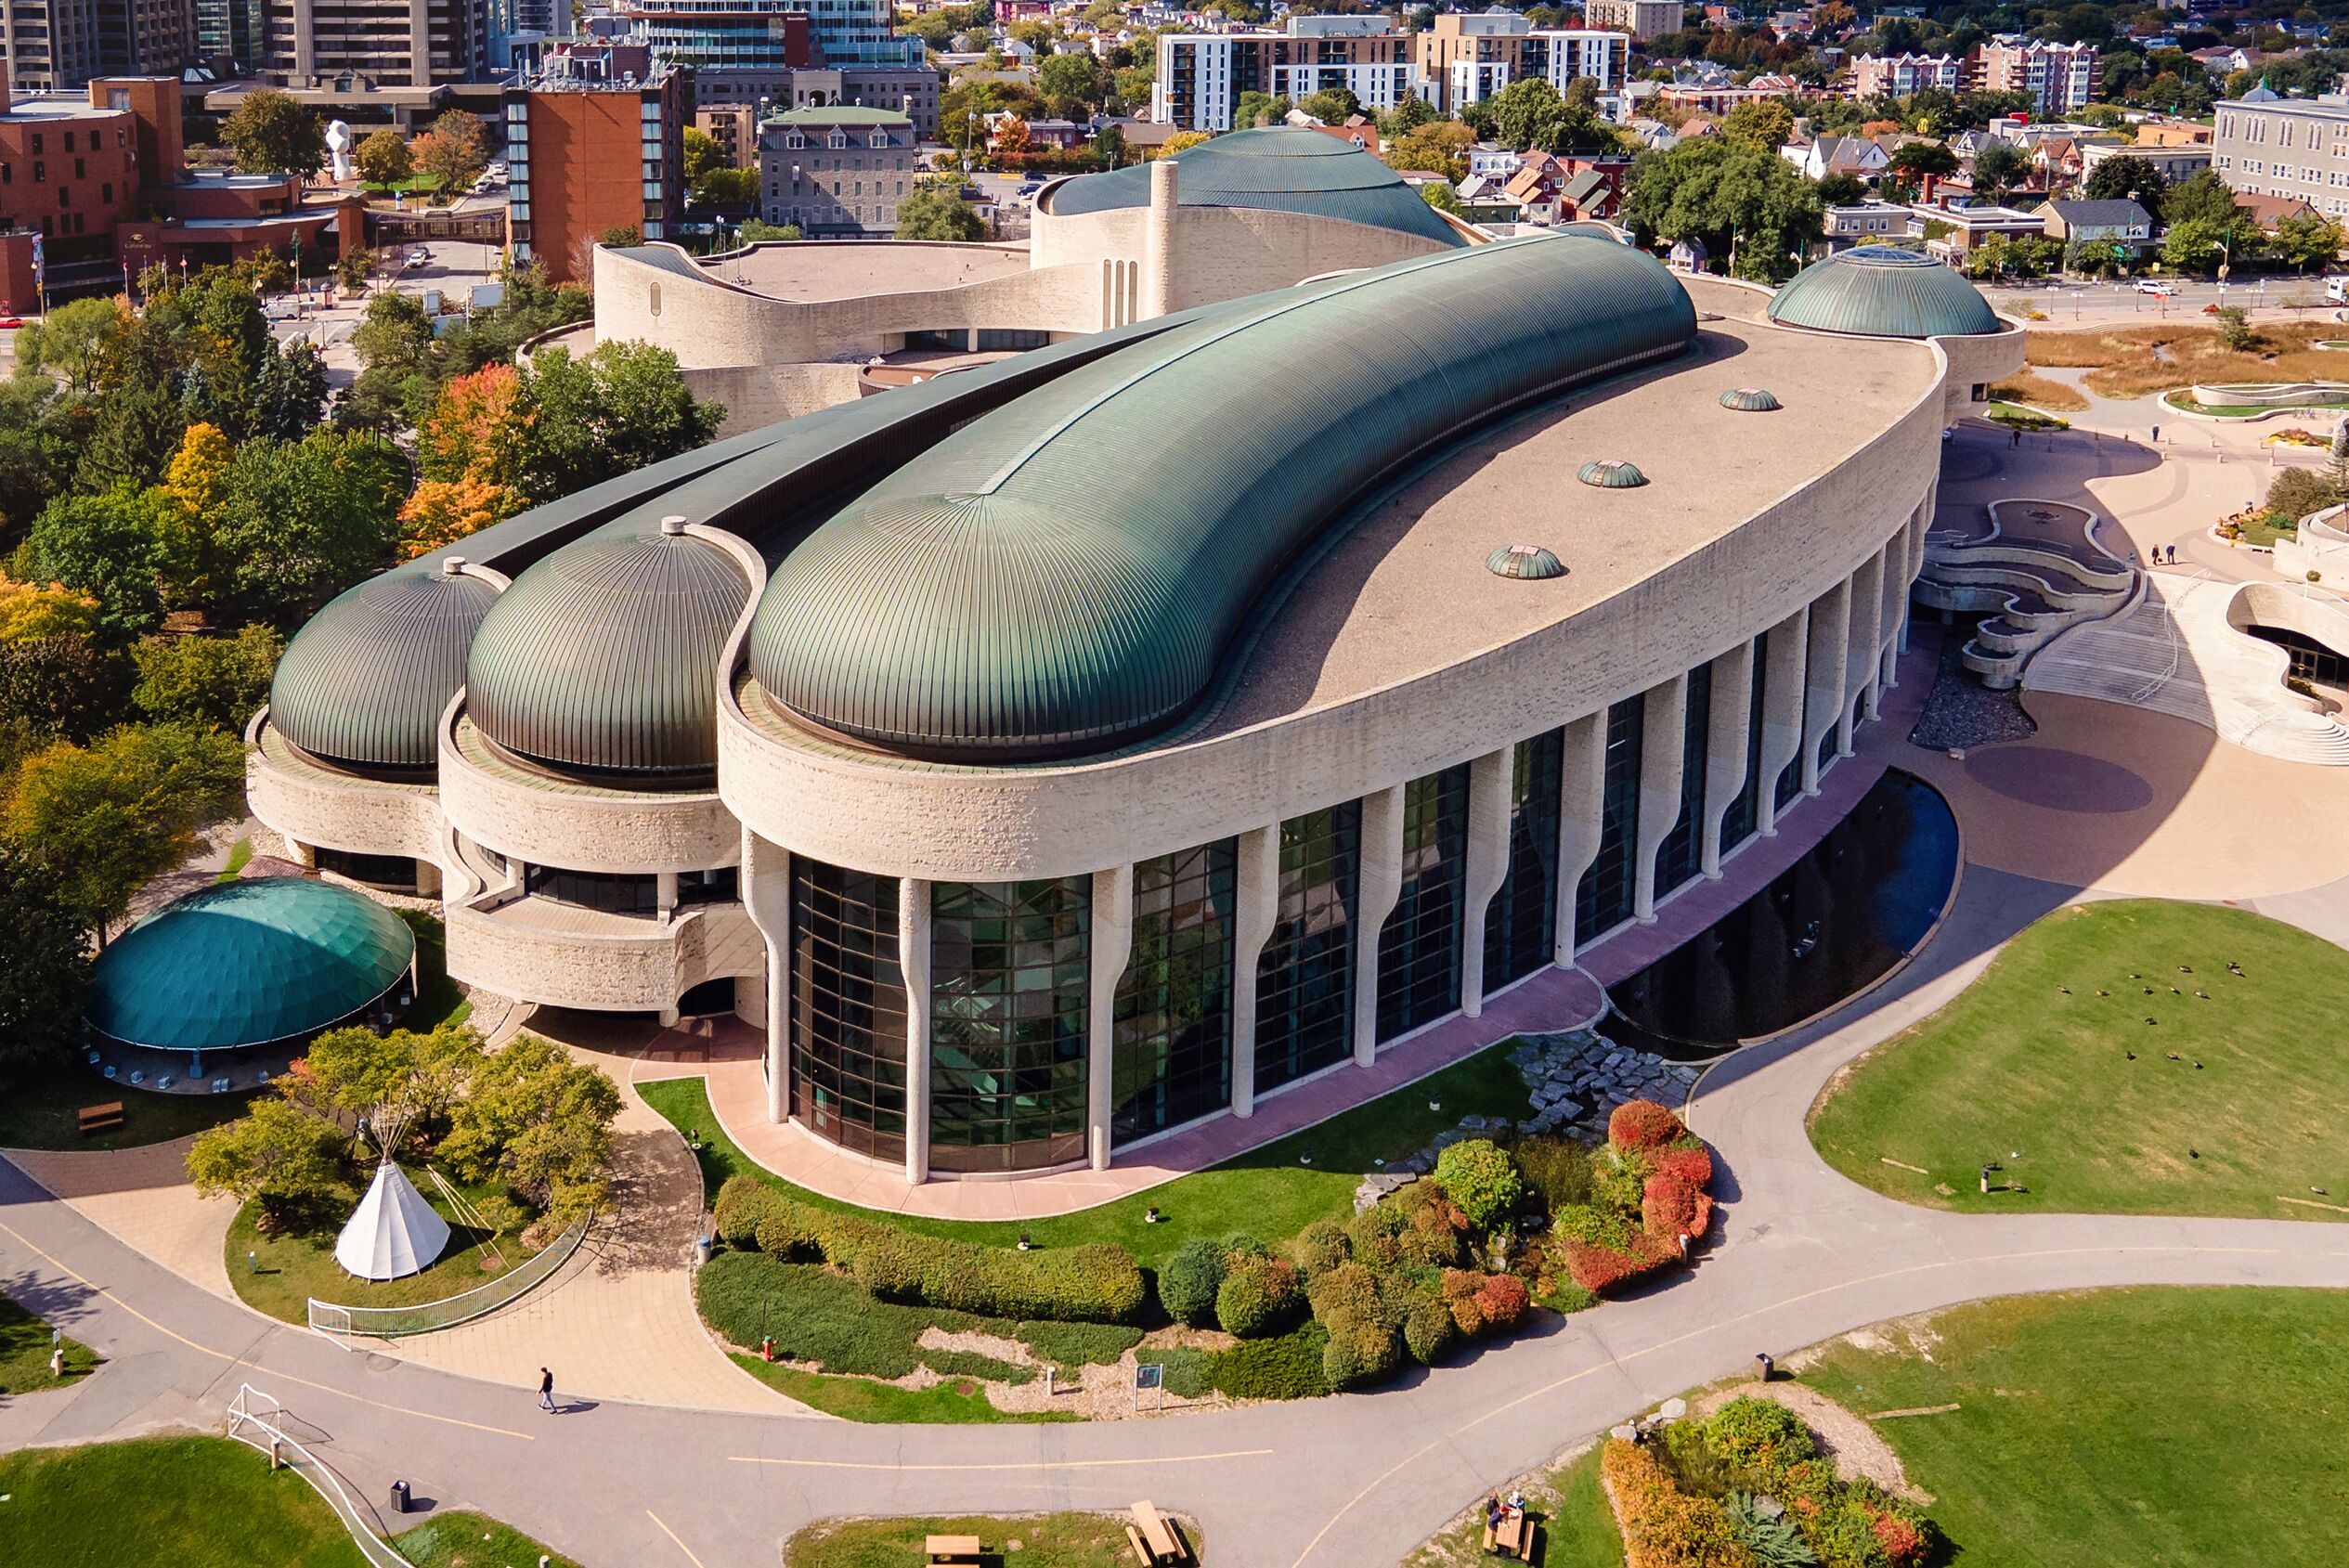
[254,340,329,439]
[343,290,438,434]
[2162,169,2241,229]
[130,624,282,732]
[1882,138,1957,199]
[1815,171,1866,207]
[1231,91,1290,131]
[737,218,802,242]
[15,296,121,395]
[353,127,413,188]
[290,1021,485,1134]
[896,185,987,240]
[4,722,244,934]
[0,634,129,741]
[186,1097,350,1231]
[78,374,187,495]
[2083,155,2163,207]
[209,429,409,626]
[1433,1139,1524,1231]
[1491,76,1611,154]
[0,845,91,1079]
[2162,214,2228,274]
[1970,139,2027,198]
[439,1035,620,1226]
[220,87,326,176]
[21,484,168,643]
[682,126,726,182]
[1038,51,1105,118]
[0,376,84,546]
[1622,137,1824,282]
[1421,180,1464,215]
[1720,98,1794,152]
[1297,85,1363,124]
[691,165,758,206]
[2274,209,2346,273]
[519,340,725,503]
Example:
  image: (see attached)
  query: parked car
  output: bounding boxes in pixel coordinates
[0,316,24,329]
[406,250,431,271]
[2133,279,2176,296]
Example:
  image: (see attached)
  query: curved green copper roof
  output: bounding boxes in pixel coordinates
[1720,387,1782,411]
[1766,245,2001,339]
[1046,126,1465,247]
[1487,544,1566,580]
[468,525,750,776]
[271,559,500,771]
[86,878,415,1052]
[749,233,1697,759]
[1577,459,1647,488]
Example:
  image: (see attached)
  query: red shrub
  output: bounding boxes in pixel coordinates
[1563,1235,1679,1294]
[1473,1272,1530,1333]
[1608,1098,1685,1151]
[1873,1511,1927,1567]
[1652,1144,1713,1188]
[1642,1173,1713,1240]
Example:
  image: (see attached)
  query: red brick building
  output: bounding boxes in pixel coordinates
[503,46,685,283]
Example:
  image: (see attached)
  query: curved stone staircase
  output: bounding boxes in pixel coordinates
[1913,499,2136,689]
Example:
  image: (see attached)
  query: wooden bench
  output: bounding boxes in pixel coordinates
[924,1534,982,1566]
[77,1102,124,1136]
[1130,1500,1187,1564]
[1480,1511,1536,1562]
[1124,1523,1153,1564]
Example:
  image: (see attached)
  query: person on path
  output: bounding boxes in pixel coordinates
[539,1367,556,1413]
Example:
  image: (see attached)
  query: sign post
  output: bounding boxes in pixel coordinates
[1134,1359,1163,1413]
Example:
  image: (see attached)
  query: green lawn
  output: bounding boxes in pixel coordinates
[732,1354,1080,1424]
[641,1039,1535,1268]
[395,1510,578,1568]
[227,1173,532,1327]
[0,1062,258,1151]
[1800,1288,2349,1565]
[785,1511,1194,1567]
[1402,1442,1622,1568]
[1810,901,2349,1221]
[0,1291,98,1394]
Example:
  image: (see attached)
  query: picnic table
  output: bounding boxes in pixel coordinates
[924,1534,982,1565]
[77,1101,124,1135]
[1481,1508,1536,1562]
[1128,1499,1187,1563]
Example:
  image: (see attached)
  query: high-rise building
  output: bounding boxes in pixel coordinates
[622,0,917,73]
[1971,36,2098,114]
[504,45,684,283]
[1580,0,1684,44]
[1849,52,1964,100]
[1154,19,1416,134]
[1412,13,1628,117]
[262,0,487,88]
[195,0,267,71]
[2212,84,2349,220]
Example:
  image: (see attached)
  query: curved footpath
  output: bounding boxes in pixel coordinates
[6,854,2347,1568]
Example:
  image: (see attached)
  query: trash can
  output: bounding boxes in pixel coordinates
[694,1234,712,1268]
[391,1480,410,1515]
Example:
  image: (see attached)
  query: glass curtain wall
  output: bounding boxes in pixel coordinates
[1112,840,1237,1144]
[1377,765,1470,1043]
[1775,664,1812,810]
[1256,802,1361,1092]
[929,879,1091,1173]
[1720,637,1767,849]
[1484,728,1564,991]
[790,861,908,1162]
[1654,661,1713,899]
[1575,694,1644,945]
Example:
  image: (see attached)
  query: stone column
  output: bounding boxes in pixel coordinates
[899,876,932,1186]
[1086,863,1134,1172]
[291,839,318,872]
[1631,673,1687,924]
[1756,609,1807,837]
[739,830,792,1124]
[656,870,680,920]
[1353,784,1405,1065]
[1229,823,1278,1120]
[1877,527,1909,693]
[1700,641,1754,878]
[1140,158,1178,319]
[1553,711,1607,963]
[1801,580,1850,796]
[1460,747,1512,1017]
[413,857,442,898]
[1843,551,1885,745]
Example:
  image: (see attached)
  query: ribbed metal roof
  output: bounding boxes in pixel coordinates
[271,560,500,771]
[86,877,414,1052]
[749,233,1696,759]
[1047,126,1464,247]
[1487,544,1566,580]
[467,525,750,775]
[1766,245,2001,339]
[1720,387,1782,411]
[1577,459,1647,488]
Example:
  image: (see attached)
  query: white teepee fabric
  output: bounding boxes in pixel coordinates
[333,1160,452,1281]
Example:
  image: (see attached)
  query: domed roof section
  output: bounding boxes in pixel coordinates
[270,559,500,771]
[1766,245,2001,339]
[1487,544,1566,579]
[1045,126,1466,247]
[467,525,750,776]
[87,878,415,1052]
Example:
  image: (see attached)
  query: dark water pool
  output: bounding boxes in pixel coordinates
[1604,771,1960,1060]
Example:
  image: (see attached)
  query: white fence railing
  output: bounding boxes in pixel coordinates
[306,1209,590,1340]
[225,1385,411,1568]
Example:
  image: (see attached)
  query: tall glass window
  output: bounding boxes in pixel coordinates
[1575,695,1644,945]
[1484,728,1564,991]
[1775,656,1814,810]
[1721,638,1767,849]
[1377,765,1470,1043]
[790,861,906,1162]
[1113,840,1236,1144]
[929,879,1090,1173]
[1655,661,1713,899]
[1256,802,1360,1092]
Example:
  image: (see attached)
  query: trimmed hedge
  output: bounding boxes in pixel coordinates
[1609,1099,1687,1151]
[1433,1138,1523,1229]
[1210,1321,1331,1400]
[1642,1173,1713,1240]
[1214,1253,1301,1338]
[713,1176,1146,1324]
[1014,1318,1144,1371]
[1136,1345,1214,1399]
[1157,1238,1226,1328]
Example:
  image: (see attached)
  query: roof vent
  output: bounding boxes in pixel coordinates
[1486,543,1566,580]
[440,555,468,575]
[659,513,688,536]
[1720,387,1782,412]
[1577,459,1648,488]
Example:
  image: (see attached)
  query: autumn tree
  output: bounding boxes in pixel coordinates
[353,127,413,188]
[130,623,282,732]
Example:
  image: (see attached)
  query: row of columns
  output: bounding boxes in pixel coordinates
[746,528,1927,1186]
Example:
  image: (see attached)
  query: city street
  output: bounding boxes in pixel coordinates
[1980,272,2349,325]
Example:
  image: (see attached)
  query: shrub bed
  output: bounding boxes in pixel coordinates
[1545,1100,1718,1300]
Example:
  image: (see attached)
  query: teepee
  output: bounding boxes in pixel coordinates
[333,1110,450,1282]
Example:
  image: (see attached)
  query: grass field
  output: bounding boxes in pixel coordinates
[1810,900,2349,1221]
[1988,368,2090,412]
[227,1173,532,1326]
[785,1511,1195,1567]
[641,1038,1536,1268]
[2025,320,2349,398]
[396,1511,578,1568]
[1401,1442,1622,1568]
[0,1291,98,1394]
[1800,1288,2349,1565]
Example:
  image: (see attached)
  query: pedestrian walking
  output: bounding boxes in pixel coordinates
[539,1367,556,1414]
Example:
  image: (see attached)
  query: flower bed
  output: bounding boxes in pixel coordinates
[1602,1397,1934,1568]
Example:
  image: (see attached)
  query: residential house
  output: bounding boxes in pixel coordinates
[2234,190,2319,231]
[1784,133,1889,182]
[2042,198,2153,253]
[1822,200,1914,251]
[1911,199,2052,256]
[2078,139,2213,188]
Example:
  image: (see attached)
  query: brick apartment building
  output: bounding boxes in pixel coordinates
[503,44,686,282]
